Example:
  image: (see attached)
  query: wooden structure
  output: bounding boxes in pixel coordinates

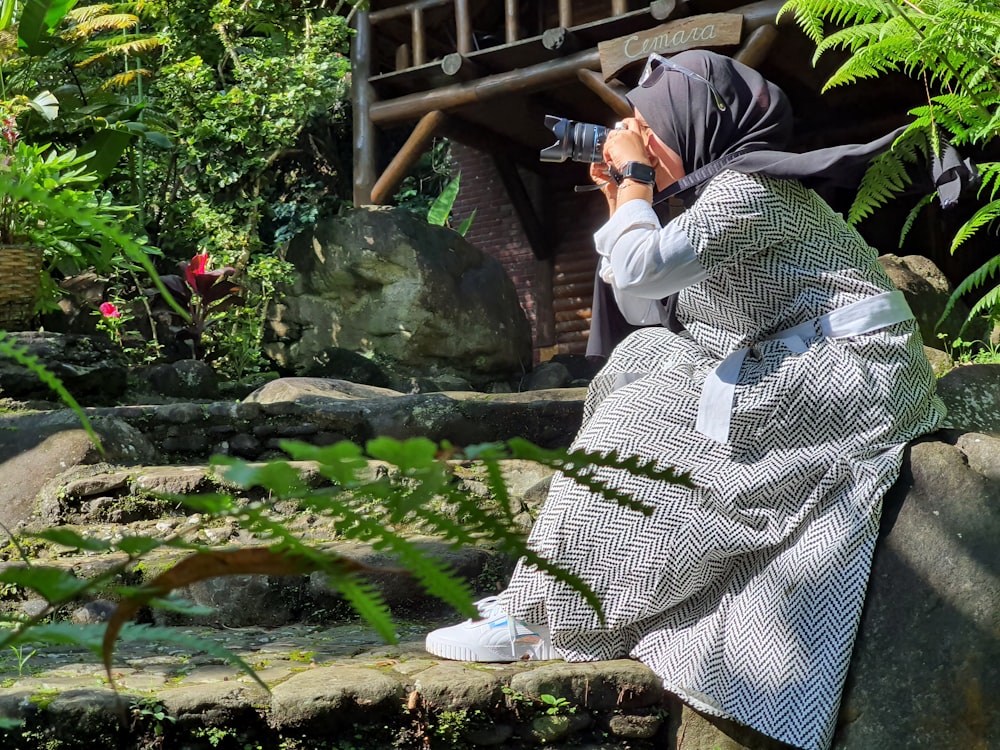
[351,0,926,357]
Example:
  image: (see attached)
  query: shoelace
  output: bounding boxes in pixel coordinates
[475,596,522,659]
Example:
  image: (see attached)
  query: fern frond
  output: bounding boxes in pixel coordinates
[101,68,152,89]
[974,162,1000,202]
[814,21,888,57]
[937,253,1000,329]
[63,13,139,41]
[848,149,913,224]
[779,0,889,44]
[965,284,1000,323]
[64,4,114,24]
[898,193,934,247]
[949,199,1000,251]
[77,36,163,67]
[822,40,907,89]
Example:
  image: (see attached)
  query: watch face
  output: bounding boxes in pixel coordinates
[624,162,655,184]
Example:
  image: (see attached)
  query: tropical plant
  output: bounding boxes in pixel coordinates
[150,252,242,360]
[777,0,1000,332]
[427,171,476,237]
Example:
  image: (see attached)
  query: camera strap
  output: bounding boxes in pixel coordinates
[651,148,754,207]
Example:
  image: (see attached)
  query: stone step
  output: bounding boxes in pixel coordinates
[0,619,769,750]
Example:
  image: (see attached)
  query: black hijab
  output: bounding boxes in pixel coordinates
[585,50,978,361]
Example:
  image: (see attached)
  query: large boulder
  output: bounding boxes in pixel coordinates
[836,432,1000,749]
[878,253,987,348]
[264,206,533,390]
[936,363,1000,433]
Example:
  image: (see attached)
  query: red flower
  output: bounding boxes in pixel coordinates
[99,301,121,318]
[184,252,209,289]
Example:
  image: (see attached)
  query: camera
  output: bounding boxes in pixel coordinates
[539,115,623,163]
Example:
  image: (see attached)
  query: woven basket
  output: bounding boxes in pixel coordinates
[0,245,43,330]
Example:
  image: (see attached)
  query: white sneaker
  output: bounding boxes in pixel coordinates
[425,597,556,663]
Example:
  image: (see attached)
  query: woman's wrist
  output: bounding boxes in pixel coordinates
[617,178,654,200]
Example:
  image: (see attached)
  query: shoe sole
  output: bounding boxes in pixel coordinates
[425,627,555,663]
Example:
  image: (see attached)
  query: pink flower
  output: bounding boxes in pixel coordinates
[99,301,121,318]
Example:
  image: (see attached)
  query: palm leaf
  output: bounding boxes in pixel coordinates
[426,172,461,227]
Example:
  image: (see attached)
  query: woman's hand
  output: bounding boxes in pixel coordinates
[590,161,618,214]
[603,118,651,174]
[598,119,655,215]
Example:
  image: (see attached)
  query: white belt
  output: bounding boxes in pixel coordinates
[695,290,914,444]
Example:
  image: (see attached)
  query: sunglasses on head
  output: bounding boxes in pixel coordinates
[637,53,727,112]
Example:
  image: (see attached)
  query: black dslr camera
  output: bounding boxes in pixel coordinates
[539,114,624,163]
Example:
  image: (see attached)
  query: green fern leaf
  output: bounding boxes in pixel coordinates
[937,253,1000,329]
[965,284,1000,323]
[949,199,1000,251]
[898,193,933,247]
[848,150,913,224]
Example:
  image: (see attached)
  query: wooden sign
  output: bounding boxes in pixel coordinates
[598,13,743,82]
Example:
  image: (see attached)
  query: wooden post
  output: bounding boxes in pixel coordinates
[352,10,377,207]
[612,0,628,15]
[370,110,449,205]
[733,23,779,68]
[370,49,603,126]
[412,7,426,66]
[395,44,411,71]
[505,0,518,43]
[577,68,632,118]
[558,0,572,28]
[455,0,472,54]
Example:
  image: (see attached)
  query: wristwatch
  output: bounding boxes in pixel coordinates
[613,161,656,186]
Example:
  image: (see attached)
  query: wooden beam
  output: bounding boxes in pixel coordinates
[369,0,450,23]
[492,154,551,260]
[370,49,602,126]
[542,27,579,53]
[732,23,778,68]
[650,0,680,21]
[352,11,377,207]
[577,68,632,118]
[370,110,449,205]
[441,52,484,79]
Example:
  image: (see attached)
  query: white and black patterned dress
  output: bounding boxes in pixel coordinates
[497,171,943,750]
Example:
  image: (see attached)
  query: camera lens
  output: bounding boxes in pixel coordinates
[573,122,609,164]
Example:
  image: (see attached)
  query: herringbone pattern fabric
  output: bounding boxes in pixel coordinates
[498,172,943,750]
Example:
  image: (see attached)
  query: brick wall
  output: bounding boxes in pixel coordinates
[450,143,543,357]
[450,141,609,361]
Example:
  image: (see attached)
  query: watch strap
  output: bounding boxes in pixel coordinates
[612,161,656,185]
